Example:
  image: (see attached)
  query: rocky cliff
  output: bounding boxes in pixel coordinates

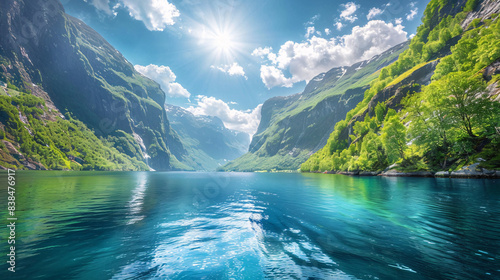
[166,104,250,171]
[223,41,408,171]
[302,0,500,173]
[0,0,187,170]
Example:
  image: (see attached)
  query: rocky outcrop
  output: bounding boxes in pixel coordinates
[0,0,186,170]
[380,170,434,177]
[338,60,439,147]
[224,41,409,171]
[166,105,250,171]
[462,0,500,29]
[1,140,46,170]
[448,163,500,178]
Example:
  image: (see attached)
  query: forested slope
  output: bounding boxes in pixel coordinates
[223,42,408,171]
[302,0,500,174]
[0,0,190,170]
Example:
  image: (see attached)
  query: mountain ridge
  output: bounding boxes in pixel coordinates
[0,0,189,170]
[166,104,250,171]
[223,41,409,171]
[301,0,500,174]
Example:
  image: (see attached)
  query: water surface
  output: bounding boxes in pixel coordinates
[0,171,499,279]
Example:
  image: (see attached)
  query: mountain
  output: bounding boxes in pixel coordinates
[0,0,190,170]
[222,41,409,171]
[166,105,250,171]
[302,0,500,174]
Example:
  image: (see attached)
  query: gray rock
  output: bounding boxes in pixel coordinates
[482,169,496,175]
[450,169,484,178]
[359,171,381,176]
[381,170,434,177]
[339,171,359,176]
[463,163,481,172]
[435,171,450,177]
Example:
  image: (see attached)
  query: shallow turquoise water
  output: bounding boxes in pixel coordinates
[0,171,499,279]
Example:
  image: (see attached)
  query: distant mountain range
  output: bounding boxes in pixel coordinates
[302,0,500,174]
[0,0,191,170]
[222,41,409,171]
[0,0,498,173]
[166,104,250,171]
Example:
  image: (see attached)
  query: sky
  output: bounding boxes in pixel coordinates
[61,0,430,135]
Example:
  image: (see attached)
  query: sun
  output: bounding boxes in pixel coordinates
[189,10,248,62]
[214,32,234,52]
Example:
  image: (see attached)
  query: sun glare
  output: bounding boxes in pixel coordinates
[189,7,248,63]
[214,32,234,51]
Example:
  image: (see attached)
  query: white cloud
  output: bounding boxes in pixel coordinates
[134,64,191,98]
[120,0,180,31]
[166,83,190,99]
[306,14,321,26]
[258,20,408,88]
[252,47,272,58]
[86,0,180,31]
[395,18,403,25]
[211,63,247,79]
[367,7,383,20]
[252,47,278,64]
[325,28,331,35]
[260,65,296,89]
[340,2,359,23]
[185,96,262,135]
[306,26,316,38]
[406,8,418,20]
[335,21,344,31]
[85,0,112,15]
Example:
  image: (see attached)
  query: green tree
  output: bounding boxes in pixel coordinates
[381,111,407,164]
[404,82,455,168]
[441,72,491,138]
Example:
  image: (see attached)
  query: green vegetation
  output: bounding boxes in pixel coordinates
[0,88,148,170]
[302,0,500,173]
[166,105,250,171]
[1,4,185,171]
[224,42,408,172]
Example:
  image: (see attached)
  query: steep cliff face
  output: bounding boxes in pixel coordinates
[223,41,408,171]
[166,105,250,171]
[0,0,186,170]
[302,0,500,173]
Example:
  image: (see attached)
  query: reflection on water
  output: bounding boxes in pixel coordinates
[127,173,148,225]
[0,171,499,279]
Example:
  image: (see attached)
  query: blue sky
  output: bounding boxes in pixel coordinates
[62,0,430,135]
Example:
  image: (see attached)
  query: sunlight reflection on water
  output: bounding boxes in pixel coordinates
[1,172,499,280]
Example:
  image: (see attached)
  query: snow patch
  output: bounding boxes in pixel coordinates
[313,73,326,82]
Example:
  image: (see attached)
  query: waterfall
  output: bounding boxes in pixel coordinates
[133,133,155,171]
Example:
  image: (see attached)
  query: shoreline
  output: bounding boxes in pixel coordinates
[315,167,500,179]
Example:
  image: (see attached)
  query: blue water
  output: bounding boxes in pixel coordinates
[0,171,499,279]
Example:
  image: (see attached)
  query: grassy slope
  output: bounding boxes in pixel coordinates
[167,105,250,171]
[0,4,188,171]
[0,86,148,170]
[302,0,500,173]
[223,43,408,171]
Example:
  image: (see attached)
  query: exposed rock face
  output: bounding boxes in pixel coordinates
[166,105,250,171]
[224,41,409,171]
[0,0,186,170]
[337,60,439,148]
[380,170,434,177]
[462,0,500,29]
[250,86,366,157]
